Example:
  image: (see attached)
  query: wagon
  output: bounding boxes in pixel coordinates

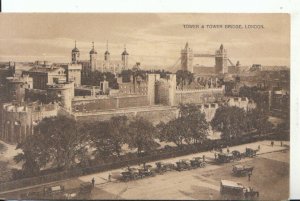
[245,148,258,157]
[138,164,156,177]
[155,162,176,173]
[43,185,65,199]
[190,157,206,168]
[121,167,141,181]
[231,150,242,161]
[216,153,235,163]
[220,180,259,199]
[232,164,254,176]
[176,159,192,171]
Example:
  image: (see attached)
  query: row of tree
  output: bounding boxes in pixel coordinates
[14,104,273,176]
[211,106,273,140]
[14,116,159,176]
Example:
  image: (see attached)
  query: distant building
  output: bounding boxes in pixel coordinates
[62,63,82,86]
[5,74,33,103]
[23,61,67,90]
[227,97,256,111]
[73,41,129,77]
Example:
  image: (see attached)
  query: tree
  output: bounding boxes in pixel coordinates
[247,108,273,135]
[239,85,269,111]
[107,116,129,157]
[176,70,194,86]
[178,104,209,144]
[127,117,159,155]
[82,70,119,89]
[157,119,186,147]
[211,106,247,140]
[87,121,115,160]
[17,116,90,170]
[14,134,50,176]
[158,104,209,146]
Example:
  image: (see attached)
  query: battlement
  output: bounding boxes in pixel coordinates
[176,85,224,93]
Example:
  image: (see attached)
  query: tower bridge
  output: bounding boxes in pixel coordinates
[180,42,238,74]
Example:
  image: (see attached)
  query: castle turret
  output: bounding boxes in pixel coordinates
[215,44,228,74]
[71,40,80,64]
[121,45,129,70]
[181,42,194,73]
[89,42,97,71]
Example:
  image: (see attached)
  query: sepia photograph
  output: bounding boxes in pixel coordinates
[0,13,290,200]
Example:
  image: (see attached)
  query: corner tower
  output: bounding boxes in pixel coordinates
[121,45,129,70]
[90,41,97,71]
[71,40,80,64]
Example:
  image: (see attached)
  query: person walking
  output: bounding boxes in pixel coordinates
[258,145,260,151]
[271,141,274,147]
[92,177,95,187]
[203,155,206,162]
[248,172,252,181]
[108,173,112,182]
[214,152,217,160]
[280,141,283,147]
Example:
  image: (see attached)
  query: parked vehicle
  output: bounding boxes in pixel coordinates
[245,148,258,157]
[176,159,192,171]
[121,167,141,181]
[232,164,254,176]
[138,164,156,177]
[231,150,242,161]
[216,153,235,163]
[220,180,259,199]
[44,185,65,199]
[190,157,206,168]
[155,162,176,174]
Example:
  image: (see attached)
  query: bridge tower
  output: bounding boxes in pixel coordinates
[181,42,194,73]
[215,44,228,74]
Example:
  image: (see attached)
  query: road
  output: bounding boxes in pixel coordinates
[0,140,289,200]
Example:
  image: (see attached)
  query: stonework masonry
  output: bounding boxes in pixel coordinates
[0,103,58,143]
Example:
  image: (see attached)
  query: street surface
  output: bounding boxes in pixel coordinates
[0,140,289,200]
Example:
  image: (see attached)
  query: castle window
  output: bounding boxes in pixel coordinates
[241,97,246,101]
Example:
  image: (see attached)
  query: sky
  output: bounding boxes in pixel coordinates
[0,13,290,70]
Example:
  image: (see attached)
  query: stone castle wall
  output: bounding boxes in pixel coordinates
[0,103,58,144]
[175,86,225,105]
[72,95,149,113]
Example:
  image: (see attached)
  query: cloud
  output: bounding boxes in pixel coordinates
[0,13,290,67]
